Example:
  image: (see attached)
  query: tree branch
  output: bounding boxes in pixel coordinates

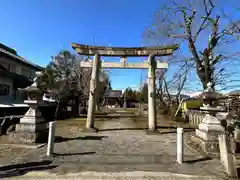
[183,10,203,67]
[194,1,215,41]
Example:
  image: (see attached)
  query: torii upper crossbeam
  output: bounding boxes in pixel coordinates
[71,43,179,56]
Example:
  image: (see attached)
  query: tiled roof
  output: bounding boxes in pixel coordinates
[104,90,122,98]
[0,45,43,71]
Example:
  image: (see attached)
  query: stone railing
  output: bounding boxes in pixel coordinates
[184,110,205,128]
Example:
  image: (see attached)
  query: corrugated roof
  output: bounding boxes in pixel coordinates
[0,45,43,71]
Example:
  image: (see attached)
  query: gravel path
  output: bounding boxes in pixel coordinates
[0,110,229,179]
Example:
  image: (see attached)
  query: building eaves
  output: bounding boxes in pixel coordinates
[0,48,44,71]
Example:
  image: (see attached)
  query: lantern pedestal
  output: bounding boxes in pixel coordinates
[8,100,49,144]
[191,107,225,155]
[191,82,225,156]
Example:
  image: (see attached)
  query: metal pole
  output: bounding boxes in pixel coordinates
[177,127,184,164]
[47,121,56,156]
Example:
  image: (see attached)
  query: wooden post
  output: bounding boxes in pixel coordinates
[47,121,56,156]
[86,54,101,130]
[177,128,184,164]
[148,54,157,132]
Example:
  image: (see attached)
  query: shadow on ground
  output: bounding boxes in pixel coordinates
[0,160,57,179]
[160,130,178,134]
[161,129,195,134]
[78,115,138,119]
[184,157,212,164]
[53,151,96,157]
[55,136,107,143]
[98,127,195,132]
[99,128,147,132]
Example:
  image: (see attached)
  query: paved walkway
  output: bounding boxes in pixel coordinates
[0,110,229,179]
[3,171,223,180]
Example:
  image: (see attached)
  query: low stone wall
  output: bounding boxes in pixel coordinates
[183,110,205,128]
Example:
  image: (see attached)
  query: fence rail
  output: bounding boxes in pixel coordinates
[184,110,205,128]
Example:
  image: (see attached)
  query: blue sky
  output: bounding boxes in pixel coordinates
[0,0,164,91]
[0,0,239,93]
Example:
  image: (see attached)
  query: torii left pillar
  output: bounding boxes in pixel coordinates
[147,54,157,133]
[86,53,101,131]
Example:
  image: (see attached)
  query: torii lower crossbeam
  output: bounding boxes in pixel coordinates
[80,61,168,69]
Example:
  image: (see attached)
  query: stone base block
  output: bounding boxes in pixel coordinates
[20,116,45,124]
[7,131,49,144]
[191,134,220,156]
[195,129,219,141]
[16,123,48,133]
[82,127,99,133]
[145,129,161,135]
[198,122,225,133]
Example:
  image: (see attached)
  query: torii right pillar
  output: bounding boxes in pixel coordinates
[147,54,157,133]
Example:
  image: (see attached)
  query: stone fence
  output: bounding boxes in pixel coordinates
[183,110,205,128]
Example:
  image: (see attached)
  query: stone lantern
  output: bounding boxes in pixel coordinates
[25,86,43,101]
[8,72,49,144]
[200,82,221,115]
[202,82,217,107]
[191,82,225,155]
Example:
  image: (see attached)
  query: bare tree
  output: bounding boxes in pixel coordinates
[155,61,189,116]
[143,0,240,91]
[39,50,110,117]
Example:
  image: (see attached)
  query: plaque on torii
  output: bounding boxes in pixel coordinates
[71,42,179,133]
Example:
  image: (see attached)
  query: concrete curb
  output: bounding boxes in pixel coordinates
[0,143,46,149]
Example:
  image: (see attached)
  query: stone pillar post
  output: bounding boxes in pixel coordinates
[47,121,56,156]
[147,54,157,132]
[86,54,101,131]
[218,133,237,177]
[177,128,184,164]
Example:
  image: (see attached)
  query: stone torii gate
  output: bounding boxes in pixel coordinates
[71,43,179,132]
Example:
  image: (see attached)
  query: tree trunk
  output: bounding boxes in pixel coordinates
[196,63,214,90]
[54,100,60,120]
[73,96,80,117]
